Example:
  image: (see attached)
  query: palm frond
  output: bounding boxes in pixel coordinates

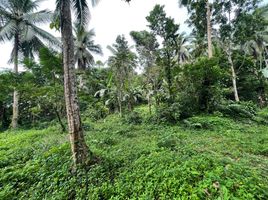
[71,0,90,27]
[0,0,12,13]
[86,43,103,55]
[15,0,39,13]
[90,0,100,7]
[24,10,53,24]
[21,37,45,58]
[0,20,17,41]
[27,23,61,48]
[0,6,13,20]
[107,45,117,55]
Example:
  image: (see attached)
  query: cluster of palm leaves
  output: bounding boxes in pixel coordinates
[0,0,103,128]
[0,0,59,64]
[0,0,102,71]
[74,24,102,70]
[242,5,268,77]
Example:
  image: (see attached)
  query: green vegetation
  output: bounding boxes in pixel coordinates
[1,107,268,199]
[1,0,268,199]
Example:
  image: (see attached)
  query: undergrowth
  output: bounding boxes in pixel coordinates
[0,107,268,199]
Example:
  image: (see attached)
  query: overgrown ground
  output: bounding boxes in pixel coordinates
[0,107,268,199]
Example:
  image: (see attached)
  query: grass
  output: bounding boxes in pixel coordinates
[0,107,268,199]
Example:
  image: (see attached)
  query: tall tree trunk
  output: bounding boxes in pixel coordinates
[226,10,238,102]
[166,53,173,103]
[264,48,268,68]
[118,90,122,117]
[11,33,19,129]
[206,0,213,58]
[148,95,152,115]
[60,0,89,166]
[227,52,240,102]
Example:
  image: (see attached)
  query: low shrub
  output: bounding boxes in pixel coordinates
[123,111,143,125]
[83,102,109,121]
[149,103,181,124]
[157,135,178,150]
[257,107,268,121]
[218,101,257,119]
[183,116,234,130]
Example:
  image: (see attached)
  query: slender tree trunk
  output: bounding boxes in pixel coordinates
[165,53,173,103]
[128,100,132,112]
[60,0,89,166]
[118,90,122,117]
[228,52,240,102]
[55,107,66,132]
[264,48,268,68]
[206,0,213,58]
[148,95,152,115]
[11,33,19,129]
[226,10,238,102]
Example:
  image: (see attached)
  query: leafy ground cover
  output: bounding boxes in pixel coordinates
[0,109,268,199]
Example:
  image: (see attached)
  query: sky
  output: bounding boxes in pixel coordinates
[0,0,189,71]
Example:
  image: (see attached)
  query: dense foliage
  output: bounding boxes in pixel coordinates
[1,0,268,199]
[0,108,268,199]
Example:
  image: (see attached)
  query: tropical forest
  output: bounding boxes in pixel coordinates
[0,0,268,199]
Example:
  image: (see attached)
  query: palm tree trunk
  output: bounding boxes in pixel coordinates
[60,0,89,166]
[206,0,213,58]
[11,33,19,129]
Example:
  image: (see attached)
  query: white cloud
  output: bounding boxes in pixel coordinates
[0,0,188,70]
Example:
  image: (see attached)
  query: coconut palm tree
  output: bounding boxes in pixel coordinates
[55,0,100,166]
[175,32,191,64]
[178,0,213,58]
[74,24,102,70]
[244,5,268,70]
[0,0,59,129]
[107,35,137,117]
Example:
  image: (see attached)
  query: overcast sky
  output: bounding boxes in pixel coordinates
[0,0,189,70]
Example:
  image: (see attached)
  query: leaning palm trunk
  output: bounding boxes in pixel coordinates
[206,0,213,58]
[60,0,89,166]
[11,33,19,129]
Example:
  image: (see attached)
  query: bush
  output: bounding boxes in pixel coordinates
[157,135,178,150]
[149,103,181,124]
[258,107,268,121]
[218,101,257,119]
[183,116,234,130]
[83,102,109,121]
[123,111,143,124]
[181,57,227,113]
[177,94,199,119]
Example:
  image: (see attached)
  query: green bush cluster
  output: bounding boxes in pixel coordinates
[183,116,235,130]
[218,101,257,119]
[149,103,181,124]
[123,111,143,124]
[83,102,109,121]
